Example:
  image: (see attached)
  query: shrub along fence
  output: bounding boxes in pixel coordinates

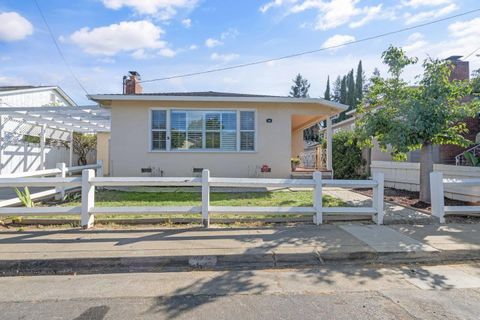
[0,169,385,228]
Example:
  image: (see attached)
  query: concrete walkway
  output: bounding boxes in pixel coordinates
[323,187,436,225]
[1,223,479,275]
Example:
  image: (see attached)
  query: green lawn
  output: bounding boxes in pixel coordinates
[25,190,345,221]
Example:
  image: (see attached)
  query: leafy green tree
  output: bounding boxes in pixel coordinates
[324,76,331,100]
[289,74,310,98]
[356,46,479,202]
[472,68,480,94]
[72,133,97,165]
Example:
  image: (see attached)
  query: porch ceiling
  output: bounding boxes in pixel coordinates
[291,115,326,132]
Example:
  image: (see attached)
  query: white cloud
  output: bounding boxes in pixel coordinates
[101,0,198,20]
[0,12,33,42]
[159,48,176,57]
[264,0,387,30]
[321,34,355,50]
[402,0,452,8]
[403,32,428,52]
[205,38,222,48]
[349,4,382,28]
[220,28,239,40]
[260,0,296,13]
[189,44,198,50]
[403,3,457,25]
[70,20,167,56]
[181,18,192,28]
[132,49,152,59]
[0,74,27,86]
[210,52,239,62]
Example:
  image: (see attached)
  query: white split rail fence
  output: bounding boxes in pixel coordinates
[0,161,103,207]
[0,169,385,228]
[430,172,480,223]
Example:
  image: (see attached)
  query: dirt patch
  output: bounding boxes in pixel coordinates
[353,187,469,212]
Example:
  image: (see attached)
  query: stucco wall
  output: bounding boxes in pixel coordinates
[291,129,304,158]
[371,160,480,202]
[96,132,110,176]
[108,100,335,178]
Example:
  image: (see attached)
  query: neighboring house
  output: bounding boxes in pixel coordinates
[0,85,79,174]
[0,85,76,107]
[320,56,480,166]
[89,72,347,178]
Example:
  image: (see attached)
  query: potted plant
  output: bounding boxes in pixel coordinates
[291,158,300,171]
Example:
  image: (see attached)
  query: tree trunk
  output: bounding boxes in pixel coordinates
[419,143,434,203]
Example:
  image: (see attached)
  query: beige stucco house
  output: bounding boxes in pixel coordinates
[89,90,346,179]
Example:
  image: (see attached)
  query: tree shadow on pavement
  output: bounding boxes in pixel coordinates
[145,270,268,319]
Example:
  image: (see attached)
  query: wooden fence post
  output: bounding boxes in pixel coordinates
[373,172,384,225]
[430,171,445,223]
[55,162,66,200]
[313,171,323,225]
[202,169,210,228]
[81,169,95,229]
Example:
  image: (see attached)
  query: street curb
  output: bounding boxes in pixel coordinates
[2,249,480,277]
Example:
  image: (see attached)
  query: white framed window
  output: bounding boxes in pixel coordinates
[150,109,255,152]
[151,110,167,151]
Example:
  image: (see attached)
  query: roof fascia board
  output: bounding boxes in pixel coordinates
[88,94,348,111]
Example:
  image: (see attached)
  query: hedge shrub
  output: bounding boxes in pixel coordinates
[331,130,366,179]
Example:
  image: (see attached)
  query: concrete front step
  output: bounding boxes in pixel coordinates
[291,171,332,179]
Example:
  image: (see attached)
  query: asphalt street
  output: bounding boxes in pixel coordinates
[2,262,480,319]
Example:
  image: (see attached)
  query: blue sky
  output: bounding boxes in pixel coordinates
[0,0,479,104]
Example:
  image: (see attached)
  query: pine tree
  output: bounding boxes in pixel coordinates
[289,74,311,98]
[332,76,342,102]
[324,76,331,100]
[355,60,364,106]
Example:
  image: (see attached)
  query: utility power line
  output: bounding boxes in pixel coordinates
[464,46,480,60]
[141,8,480,84]
[33,0,89,95]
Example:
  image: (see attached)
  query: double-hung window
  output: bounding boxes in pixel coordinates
[151,109,255,152]
[151,110,167,151]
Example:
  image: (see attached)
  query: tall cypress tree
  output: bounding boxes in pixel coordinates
[324,76,331,100]
[346,69,356,109]
[340,76,347,105]
[355,60,364,106]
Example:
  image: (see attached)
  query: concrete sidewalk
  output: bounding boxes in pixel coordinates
[1,223,480,275]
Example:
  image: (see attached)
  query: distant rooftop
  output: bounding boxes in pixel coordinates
[0,85,50,92]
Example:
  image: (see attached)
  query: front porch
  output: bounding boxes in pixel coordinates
[291,114,333,179]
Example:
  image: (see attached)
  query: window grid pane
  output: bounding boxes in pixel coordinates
[152,110,254,152]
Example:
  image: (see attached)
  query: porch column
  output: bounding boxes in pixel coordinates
[69,130,73,168]
[0,115,4,175]
[40,124,46,170]
[326,117,333,171]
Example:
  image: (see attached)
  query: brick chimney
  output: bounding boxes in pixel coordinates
[123,71,142,94]
[446,56,469,81]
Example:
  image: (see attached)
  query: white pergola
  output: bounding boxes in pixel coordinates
[0,105,111,169]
